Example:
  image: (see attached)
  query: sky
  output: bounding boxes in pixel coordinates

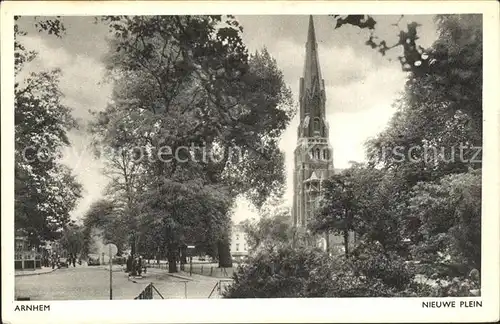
[17,15,439,224]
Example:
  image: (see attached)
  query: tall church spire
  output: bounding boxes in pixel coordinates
[293,15,343,253]
[301,15,323,100]
[299,15,326,136]
[303,16,321,88]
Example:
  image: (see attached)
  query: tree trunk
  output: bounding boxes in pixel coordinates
[167,243,178,273]
[217,240,232,268]
[343,230,349,258]
[131,234,136,257]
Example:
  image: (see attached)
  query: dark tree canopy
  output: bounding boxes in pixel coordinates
[88,15,294,271]
[14,17,82,245]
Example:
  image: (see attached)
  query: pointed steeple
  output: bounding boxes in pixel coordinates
[298,15,326,136]
[302,15,323,98]
[307,15,317,46]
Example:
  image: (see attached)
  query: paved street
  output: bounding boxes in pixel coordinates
[15,265,223,300]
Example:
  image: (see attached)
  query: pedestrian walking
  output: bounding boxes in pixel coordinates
[72,254,76,267]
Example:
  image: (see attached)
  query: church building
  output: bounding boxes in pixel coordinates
[291,16,354,254]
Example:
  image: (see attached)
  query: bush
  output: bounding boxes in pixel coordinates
[224,244,417,298]
[223,243,478,298]
[320,243,415,297]
[223,246,326,298]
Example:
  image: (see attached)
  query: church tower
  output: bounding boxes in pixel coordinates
[292,16,334,247]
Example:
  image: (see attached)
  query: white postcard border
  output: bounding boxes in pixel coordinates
[1,1,499,323]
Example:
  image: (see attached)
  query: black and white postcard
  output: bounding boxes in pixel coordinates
[2,1,499,323]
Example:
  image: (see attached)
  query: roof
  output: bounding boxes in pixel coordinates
[304,171,320,183]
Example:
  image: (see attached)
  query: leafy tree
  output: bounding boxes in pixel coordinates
[332,14,429,74]
[310,163,407,256]
[14,17,82,246]
[309,171,356,257]
[92,16,294,271]
[240,208,293,253]
[333,15,482,179]
[330,15,482,288]
[59,223,84,256]
[138,181,233,272]
[81,199,128,256]
[408,169,481,277]
[363,15,482,264]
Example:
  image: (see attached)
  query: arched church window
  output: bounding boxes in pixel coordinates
[315,148,321,160]
[323,149,329,160]
[313,118,320,136]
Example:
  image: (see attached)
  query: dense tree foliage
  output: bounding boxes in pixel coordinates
[240,211,293,253]
[81,199,128,257]
[409,169,481,277]
[14,17,82,246]
[309,163,407,257]
[332,14,481,277]
[90,15,294,271]
[59,223,84,256]
[364,15,482,278]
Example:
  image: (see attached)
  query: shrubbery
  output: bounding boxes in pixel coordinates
[224,244,410,298]
[223,246,323,298]
[223,242,480,298]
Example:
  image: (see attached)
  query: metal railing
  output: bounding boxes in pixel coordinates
[208,279,234,298]
[134,283,164,299]
[146,262,235,278]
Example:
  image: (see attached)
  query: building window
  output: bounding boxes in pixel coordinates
[315,148,321,159]
[236,244,239,251]
[236,234,239,240]
[323,150,329,160]
[244,244,247,251]
[313,118,320,135]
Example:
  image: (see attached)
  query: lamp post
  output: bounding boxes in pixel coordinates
[105,243,118,300]
[109,244,113,300]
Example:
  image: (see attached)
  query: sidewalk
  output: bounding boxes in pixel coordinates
[145,267,195,281]
[93,264,126,272]
[136,267,225,299]
[15,267,56,277]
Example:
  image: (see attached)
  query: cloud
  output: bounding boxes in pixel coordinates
[62,131,109,221]
[260,38,381,96]
[19,34,112,221]
[20,35,112,122]
[326,65,407,114]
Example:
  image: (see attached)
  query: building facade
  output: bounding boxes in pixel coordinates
[292,16,354,253]
[230,224,249,260]
[15,236,42,270]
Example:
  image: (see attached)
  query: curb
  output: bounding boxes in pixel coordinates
[148,268,196,281]
[96,267,125,272]
[15,268,57,277]
[165,272,194,281]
